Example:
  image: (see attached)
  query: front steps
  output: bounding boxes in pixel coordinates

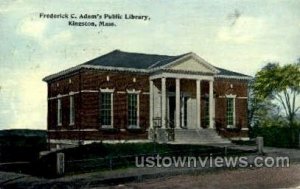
[171,129,231,144]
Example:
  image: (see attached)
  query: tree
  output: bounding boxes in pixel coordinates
[253,61,300,127]
[248,79,283,129]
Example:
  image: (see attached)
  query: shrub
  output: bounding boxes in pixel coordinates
[250,123,300,148]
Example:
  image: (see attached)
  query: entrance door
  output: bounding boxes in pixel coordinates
[168,94,189,128]
[168,96,176,128]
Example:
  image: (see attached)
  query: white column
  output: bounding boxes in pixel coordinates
[149,80,154,129]
[196,79,201,129]
[175,78,180,129]
[209,80,214,128]
[161,77,166,128]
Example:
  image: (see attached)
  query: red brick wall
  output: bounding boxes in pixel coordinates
[80,69,150,130]
[47,70,249,140]
[47,69,150,141]
[214,78,249,137]
[47,73,81,131]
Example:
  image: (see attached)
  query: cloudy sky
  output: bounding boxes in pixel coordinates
[0,0,299,130]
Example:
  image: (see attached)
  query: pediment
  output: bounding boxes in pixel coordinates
[165,54,218,74]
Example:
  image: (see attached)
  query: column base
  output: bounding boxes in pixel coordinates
[148,128,155,141]
[156,128,168,143]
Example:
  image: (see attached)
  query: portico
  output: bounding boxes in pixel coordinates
[149,72,216,142]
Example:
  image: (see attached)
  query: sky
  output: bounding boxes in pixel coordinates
[0,0,299,130]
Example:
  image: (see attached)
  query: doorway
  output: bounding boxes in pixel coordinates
[167,93,189,128]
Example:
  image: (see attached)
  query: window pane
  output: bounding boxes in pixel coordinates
[70,96,75,124]
[101,93,112,126]
[128,94,138,126]
[226,98,234,126]
[57,99,62,125]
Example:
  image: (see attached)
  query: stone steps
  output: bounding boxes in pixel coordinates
[172,129,230,144]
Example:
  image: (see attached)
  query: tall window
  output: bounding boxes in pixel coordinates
[100,92,113,127]
[57,98,62,126]
[128,93,139,127]
[226,97,235,128]
[69,95,75,125]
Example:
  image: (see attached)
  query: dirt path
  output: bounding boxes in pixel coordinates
[103,164,300,189]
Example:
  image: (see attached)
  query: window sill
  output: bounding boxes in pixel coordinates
[226,126,241,132]
[226,125,236,129]
[127,125,140,129]
[127,126,143,133]
[101,125,113,128]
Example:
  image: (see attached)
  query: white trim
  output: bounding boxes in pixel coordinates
[48,129,98,132]
[150,72,214,81]
[126,89,141,94]
[225,94,237,98]
[49,91,101,100]
[175,78,180,129]
[209,80,214,128]
[81,90,99,93]
[149,80,154,129]
[215,75,252,80]
[218,96,247,99]
[100,88,115,93]
[43,65,82,82]
[142,92,150,95]
[237,97,248,99]
[230,137,250,141]
[241,128,249,131]
[196,79,201,129]
[83,65,148,73]
[161,77,166,128]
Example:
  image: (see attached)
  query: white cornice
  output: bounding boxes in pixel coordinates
[215,75,252,80]
[82,65,148,73]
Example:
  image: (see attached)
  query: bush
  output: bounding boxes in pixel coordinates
[250,124,300,148]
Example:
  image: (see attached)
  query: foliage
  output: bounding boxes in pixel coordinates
[248,80,281,127]
[250,122,300,148]
[253,62,300,126]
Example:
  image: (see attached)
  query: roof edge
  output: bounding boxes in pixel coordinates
[42,65,82,82]
[215,74,253,80]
